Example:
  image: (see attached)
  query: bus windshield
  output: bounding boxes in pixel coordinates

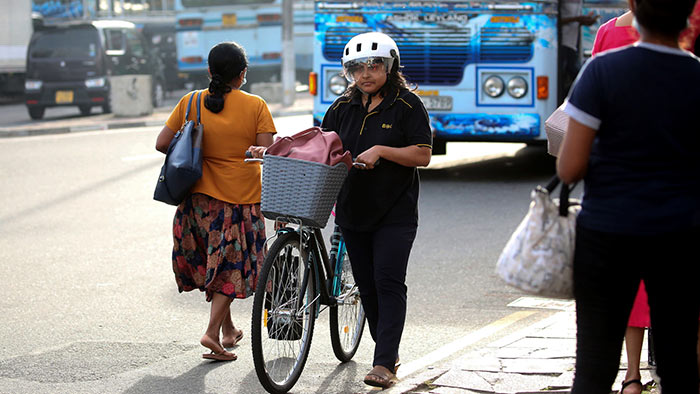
[181,0,274,7]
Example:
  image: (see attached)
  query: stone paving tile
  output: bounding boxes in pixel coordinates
[432,370,494,392]
[503,337,574,350]
[491,372,561,394]
[493,347,533,359]
[501,358,574,374]
[549,370,575,388]
[454,355,502,373]
[428,386,485,394]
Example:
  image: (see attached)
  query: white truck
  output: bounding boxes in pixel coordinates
[0,0,33,96]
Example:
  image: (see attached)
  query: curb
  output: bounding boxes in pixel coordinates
[0,108,312,138]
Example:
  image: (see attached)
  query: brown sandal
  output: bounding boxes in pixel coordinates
[363,366,398,389]
[202,349,237,362]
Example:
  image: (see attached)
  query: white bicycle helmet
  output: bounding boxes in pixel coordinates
[341,32,400,83]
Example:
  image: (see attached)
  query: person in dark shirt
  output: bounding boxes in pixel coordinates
[321,31,432,388]
[556,0,700,393]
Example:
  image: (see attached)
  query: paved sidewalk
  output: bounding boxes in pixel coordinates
[390,298,657,394]
[0,91,313,138]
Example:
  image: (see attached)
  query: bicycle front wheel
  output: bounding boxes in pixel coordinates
[329,246,365,362]
[251,231,317,394]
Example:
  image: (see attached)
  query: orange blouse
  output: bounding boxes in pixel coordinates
[165,89,276,204]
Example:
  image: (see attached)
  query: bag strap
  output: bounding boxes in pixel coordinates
[195,90,202,125]
[544,175,577,217]
[184,90,196,121]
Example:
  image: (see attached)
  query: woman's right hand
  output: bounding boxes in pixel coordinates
[246,146,266,158]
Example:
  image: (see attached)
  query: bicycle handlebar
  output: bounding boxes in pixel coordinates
[244,155,369,168]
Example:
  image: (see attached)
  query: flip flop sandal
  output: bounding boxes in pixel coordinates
[364,369,398,389]
[222,329,244,348]
[618,379,643,394]
[202,350,237,362]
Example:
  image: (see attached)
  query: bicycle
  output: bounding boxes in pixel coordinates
[246,155,367,394]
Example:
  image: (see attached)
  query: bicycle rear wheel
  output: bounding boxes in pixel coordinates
[251,231,317,394]
[329,245,365,362]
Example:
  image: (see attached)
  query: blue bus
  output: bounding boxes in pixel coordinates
[311,0,625,154]
[175,0,314,86]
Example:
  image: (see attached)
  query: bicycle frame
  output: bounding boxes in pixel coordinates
[273,224,342,321]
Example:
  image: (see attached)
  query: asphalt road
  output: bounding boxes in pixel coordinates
[0,115,559,394]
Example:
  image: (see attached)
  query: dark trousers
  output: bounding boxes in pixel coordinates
[339,224,417,372]
[560,46,580,100]
[571,224,700,394]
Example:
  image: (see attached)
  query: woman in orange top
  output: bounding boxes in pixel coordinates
[155,42,276,361]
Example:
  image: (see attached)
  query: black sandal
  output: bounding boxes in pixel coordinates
[619,379,643,394]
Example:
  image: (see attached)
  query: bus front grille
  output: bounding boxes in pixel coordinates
[479,27,534,62]
[323,26,472,86]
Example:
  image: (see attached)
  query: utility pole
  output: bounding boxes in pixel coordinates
[281,0,295,106]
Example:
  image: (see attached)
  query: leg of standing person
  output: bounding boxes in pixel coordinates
[369,224,416,372]
[339,227,379,342]
[571,225,641,394]
[341,224,416,387]
[620,280,650,394]
[560,46,581,100]
[221,308,243,348]
[200,292,236,360]
[642,228,700,394]
[620,326,644,394]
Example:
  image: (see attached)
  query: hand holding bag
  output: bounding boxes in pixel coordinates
[153,91,203,205]
[495,176,580,299]
[544,103,570,157]
[265,127,352,170]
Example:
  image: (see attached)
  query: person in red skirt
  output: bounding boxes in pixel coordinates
[156,42,276,361]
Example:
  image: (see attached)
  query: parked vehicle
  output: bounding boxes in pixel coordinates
[138,21,185,91]
[311,0,627,154]
[0,1,33,97]
[24,20,166,120]
[174,0,314,87]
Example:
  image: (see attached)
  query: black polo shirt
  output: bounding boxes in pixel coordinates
[321,87,432,231]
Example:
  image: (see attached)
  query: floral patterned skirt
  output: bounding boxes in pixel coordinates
[172,193,266,301]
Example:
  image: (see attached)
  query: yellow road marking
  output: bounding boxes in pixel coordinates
[397,311,536,378]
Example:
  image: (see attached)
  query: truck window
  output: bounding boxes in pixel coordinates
[30,27,98,59]
[105,29,126,53]
[126,30,145,58]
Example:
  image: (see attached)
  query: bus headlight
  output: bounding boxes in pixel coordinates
[85,77,106,88]
[328,74,347,95]
[25,80,42,90]
[507,76,528,98]
[483,76,504,98]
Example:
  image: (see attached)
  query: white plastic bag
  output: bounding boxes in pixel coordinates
[496,177,580,299]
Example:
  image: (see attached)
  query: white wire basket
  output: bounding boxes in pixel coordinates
[261,155,348,228]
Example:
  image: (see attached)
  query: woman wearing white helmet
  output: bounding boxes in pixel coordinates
[321,31,432,388]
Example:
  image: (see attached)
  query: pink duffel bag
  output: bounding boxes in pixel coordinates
[265,127,352,170]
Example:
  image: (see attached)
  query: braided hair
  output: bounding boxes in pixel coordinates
[204,42,248,113]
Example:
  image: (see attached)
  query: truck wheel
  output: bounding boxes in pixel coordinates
[79,105,92,116]
[102,103,111,114]
[27,106,45,120]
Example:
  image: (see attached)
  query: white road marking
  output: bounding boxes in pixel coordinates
[396,310,536,378]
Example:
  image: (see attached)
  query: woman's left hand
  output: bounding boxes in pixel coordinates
[354,146,383,169]
[247,145,267,158]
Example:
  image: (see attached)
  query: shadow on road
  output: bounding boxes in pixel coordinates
[123,362,228,394]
